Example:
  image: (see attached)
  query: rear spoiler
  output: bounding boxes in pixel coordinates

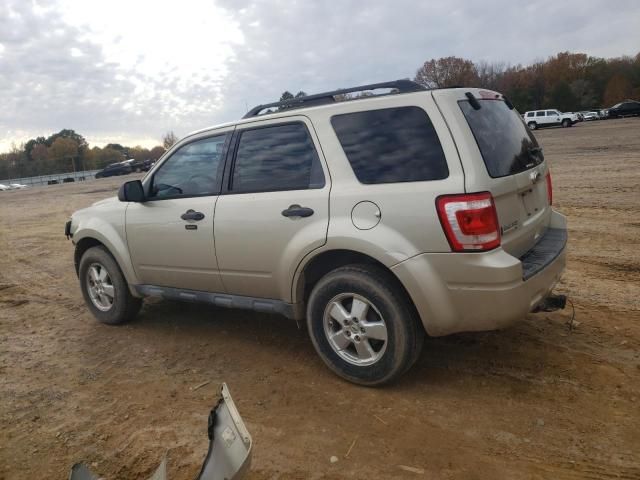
[465,91,514,110]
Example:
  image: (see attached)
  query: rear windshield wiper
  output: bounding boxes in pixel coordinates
[528,146,543,156]
[465,92,481,110]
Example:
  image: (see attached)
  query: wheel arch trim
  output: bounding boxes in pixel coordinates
[291,246,426,327]
[73,228,140,292]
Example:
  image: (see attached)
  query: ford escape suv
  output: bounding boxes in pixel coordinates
[66,80,567,386]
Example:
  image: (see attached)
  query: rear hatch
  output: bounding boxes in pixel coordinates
[432,88,551,258]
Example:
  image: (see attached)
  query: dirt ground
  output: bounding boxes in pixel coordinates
[1,118,639,479]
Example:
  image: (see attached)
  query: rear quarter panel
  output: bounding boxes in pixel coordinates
[306,91,466,265]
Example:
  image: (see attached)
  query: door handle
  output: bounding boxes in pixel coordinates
[281,204,314,218]
[181,209,205,221]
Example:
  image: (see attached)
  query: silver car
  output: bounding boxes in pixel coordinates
[67,80,567,385]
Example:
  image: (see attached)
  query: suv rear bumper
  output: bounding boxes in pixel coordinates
[392,210,567,337]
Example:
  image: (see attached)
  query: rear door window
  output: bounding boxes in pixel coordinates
[459,99,544,178]
[231,122,324,193]
[536,111,545,117]
[331,106,448,184]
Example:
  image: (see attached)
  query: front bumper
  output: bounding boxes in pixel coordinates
[65,219,72,239]
[392,211,567,337]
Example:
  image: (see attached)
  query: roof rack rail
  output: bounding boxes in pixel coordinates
[242,79,426,118]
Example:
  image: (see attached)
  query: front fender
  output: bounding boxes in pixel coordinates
[72,216,140,286]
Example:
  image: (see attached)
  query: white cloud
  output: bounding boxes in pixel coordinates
[1,0,639,151]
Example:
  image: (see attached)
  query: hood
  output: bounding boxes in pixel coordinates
[92,196,119,208]
[71,196,122,221]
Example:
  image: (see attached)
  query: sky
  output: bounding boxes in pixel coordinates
[1,0,639,152]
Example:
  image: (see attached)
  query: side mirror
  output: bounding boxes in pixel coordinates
[118,180,145,202]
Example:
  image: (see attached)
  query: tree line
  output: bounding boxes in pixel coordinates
[0,130,178,181]
[413,51,640,112]
[279,51,639,113]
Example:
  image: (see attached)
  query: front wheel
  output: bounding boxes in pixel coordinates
[306,265,424,386]
[562,119,571,127]
[528,122,537,130]
[79,246,142,324]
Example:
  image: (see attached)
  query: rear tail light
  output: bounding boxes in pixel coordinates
[546,171,552,205]
[436,192,501,252]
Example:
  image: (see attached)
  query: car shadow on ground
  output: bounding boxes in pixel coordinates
[123,298,567,395]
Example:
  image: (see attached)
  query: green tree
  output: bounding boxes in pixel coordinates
[95,147,124,167]
[105,143,128,156]
[549,81,578,112]
[43,129,88,172]
[24,136,46,161]
[279,91,294,102]
[570,79,595,109]
[45,129,87,150]
[48,137,79,172]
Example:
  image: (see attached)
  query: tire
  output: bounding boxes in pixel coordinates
[528,122,537,130]
[79,246,142,325]
[562,119,571,128]
[306,264,424,386]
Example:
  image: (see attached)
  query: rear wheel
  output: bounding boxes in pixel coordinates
[306,265,424,386]
[527,121,537,130]
[79,246,142,324]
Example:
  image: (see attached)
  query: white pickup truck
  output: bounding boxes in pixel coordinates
[523,109,579,129]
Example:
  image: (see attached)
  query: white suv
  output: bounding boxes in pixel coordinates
[524,109,578,129]
[67,81,567,385]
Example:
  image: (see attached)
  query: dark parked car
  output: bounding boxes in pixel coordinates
[607,100,640,118]
[124,158,154,172]
[95,162,133,178]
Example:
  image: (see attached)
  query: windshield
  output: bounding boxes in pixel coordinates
[459,99,543,178]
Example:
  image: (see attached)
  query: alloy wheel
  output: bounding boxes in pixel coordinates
[323,293,388,366]
[86,262,115,311]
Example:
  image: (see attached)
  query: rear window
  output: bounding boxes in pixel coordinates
[331,107,448,184]
[459,99,543,178]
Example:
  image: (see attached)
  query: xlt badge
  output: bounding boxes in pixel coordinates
[501,220,519,235]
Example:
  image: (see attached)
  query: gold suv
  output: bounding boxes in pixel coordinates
[66,81,567,385]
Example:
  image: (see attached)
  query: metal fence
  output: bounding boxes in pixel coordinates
[0,169,100,187]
